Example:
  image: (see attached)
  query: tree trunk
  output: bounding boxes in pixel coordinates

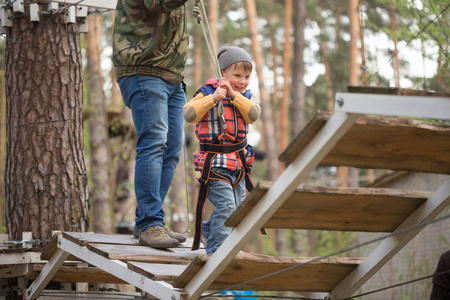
[0,42,6,223]
[280,0,292,158]
[291,0,307,138]
[207,0,219,78]
[338,0,361,189]
[269,11,280,146]
[85,13,112,234]
[317,15,334,112]
[389,4,400,88]
[5,3,89,243]
[245,0,280,181]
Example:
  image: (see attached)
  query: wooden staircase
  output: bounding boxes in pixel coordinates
[24,90,450,300]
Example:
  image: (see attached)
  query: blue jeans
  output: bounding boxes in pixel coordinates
[202,168,246,254]
[117,75,185,233]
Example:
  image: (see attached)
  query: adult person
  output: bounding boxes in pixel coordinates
[431,250,450,300]
[113,0,190,248]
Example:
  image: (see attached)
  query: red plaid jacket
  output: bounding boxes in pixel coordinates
[192,79,255,172]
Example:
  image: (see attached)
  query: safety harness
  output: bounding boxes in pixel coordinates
[191,136,267,250]
[191,86,267,251]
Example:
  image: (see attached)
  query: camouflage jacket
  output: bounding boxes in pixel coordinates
[113,0,189,85]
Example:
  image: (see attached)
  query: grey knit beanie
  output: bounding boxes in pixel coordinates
[217,46,253,70]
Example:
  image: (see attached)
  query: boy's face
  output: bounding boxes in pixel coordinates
[221,65,251,94]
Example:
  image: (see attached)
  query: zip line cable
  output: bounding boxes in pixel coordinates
[366,3,450,84]
[201,212,450,298]
[198,269,450,300]
[342,268,450,300]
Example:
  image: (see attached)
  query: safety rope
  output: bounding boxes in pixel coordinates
[192,0,227,139]
[200,212,450,298]
[0,239,51,246]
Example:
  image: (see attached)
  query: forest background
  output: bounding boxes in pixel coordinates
[0,0,449,297]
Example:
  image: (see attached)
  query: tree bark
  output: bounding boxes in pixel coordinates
[245,0,280,181]
[5,3,89,243]
[0,42,6,223]
[85,13,112,234]
[291,0,307,138]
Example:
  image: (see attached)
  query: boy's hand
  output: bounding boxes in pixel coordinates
[212,86,227,103]
[218,78,237,99]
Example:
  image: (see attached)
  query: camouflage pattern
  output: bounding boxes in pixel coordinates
[113,0,189,85]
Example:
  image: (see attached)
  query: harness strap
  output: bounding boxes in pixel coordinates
[191,148,267,251]
[200,138,247,153]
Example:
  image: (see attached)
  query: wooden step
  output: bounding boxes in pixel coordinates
[279,111,450,174]
[87,243,204,264]
[42,231,198,261]
[226,182,431,232]
[173,252,363,292]
[26,264,126,284]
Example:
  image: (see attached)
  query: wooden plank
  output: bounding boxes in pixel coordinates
[26,249,70,300]
[174,253,363,292]
[127,262,187,283]
[279,111,450,174]
[0,252,45,265]
[26,265,126,284]
[61,232,195,248]
[226,183,431,232]
[86,243,204,264]
[62,232,140,247]
[41,234,80,261]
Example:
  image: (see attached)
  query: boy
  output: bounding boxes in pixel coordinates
[184,46,261,254]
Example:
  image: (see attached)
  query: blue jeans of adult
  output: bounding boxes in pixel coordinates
[117,75,185,234]
[202,167,246,254]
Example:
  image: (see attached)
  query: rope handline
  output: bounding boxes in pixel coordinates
[367,3,450,83]
[200,212,450,298]
[192,0,227,139]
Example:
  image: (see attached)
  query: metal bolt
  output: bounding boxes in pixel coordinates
[337,97,344,107]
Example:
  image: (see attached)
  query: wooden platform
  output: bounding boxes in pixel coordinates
[226,182,432,232]
[173,253,363,292]
[33,232,363,294]
[279,111,450,174]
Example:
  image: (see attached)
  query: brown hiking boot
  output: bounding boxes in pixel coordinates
[164,226,187,243]
[139,226,179,249]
